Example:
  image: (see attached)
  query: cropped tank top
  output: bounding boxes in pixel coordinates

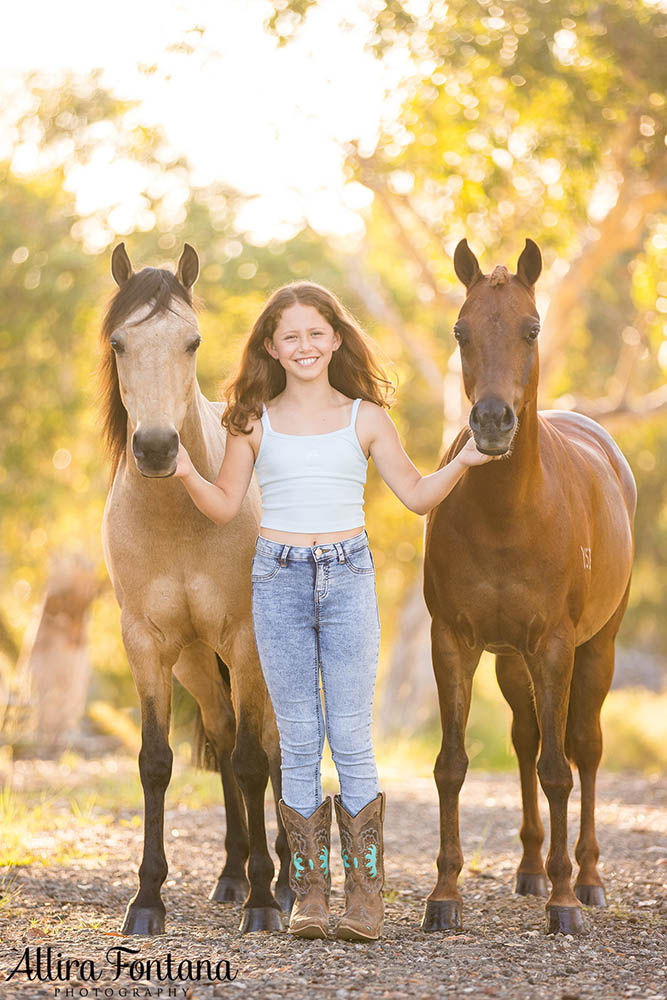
[254,398,368,532]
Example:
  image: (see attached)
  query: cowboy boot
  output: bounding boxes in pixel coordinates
[334,792,385,942]
[278,797,332,938]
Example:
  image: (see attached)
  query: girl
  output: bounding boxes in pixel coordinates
[174,282,493,941]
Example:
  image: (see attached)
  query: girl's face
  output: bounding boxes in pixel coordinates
[265,303,341,381]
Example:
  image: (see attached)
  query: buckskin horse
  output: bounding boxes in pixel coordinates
[100,243,291,934]
[422,239,635,935]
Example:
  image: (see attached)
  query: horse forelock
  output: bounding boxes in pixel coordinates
[489,266,510,287]
[98,268,194,478]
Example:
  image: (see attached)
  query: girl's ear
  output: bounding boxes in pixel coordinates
[264,336,279,359]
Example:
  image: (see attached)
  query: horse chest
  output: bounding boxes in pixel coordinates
[132,567,245,651]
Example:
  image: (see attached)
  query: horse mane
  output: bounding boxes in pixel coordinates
[489,265,511,287]
[98,267,193,479]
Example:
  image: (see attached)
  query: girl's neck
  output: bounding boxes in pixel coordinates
[275,374,341,412]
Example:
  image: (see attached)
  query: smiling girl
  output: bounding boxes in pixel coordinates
[174,282,492,941]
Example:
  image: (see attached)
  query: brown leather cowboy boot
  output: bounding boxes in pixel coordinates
[278,797,331,938]
[334,792,385,941]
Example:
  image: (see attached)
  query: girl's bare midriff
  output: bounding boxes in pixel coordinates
[259,526,364,546]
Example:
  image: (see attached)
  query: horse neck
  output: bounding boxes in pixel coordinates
[178,385,218,478]
[469,397,541,510]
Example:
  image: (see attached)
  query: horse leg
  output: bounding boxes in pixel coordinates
[422,618,480,932]
[527,628,583,934]
[262,705,294,914]
[173,644,249,904]
[567,586,629,907]
[121,624,174,935]
[495,654,548,897]
[225,625,282,933]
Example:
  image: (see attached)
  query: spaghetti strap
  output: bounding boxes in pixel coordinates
[350,397,362,427]
[261,403,273,433]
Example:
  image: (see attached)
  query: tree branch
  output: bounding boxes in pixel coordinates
[554,383,667,429]
[353,152,459,310]
[344,255,444,401]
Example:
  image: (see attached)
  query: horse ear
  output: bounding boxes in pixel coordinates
[454,239,483,289]
[177,244,199,289]
[516,238,542,288]
[111,243,133,286]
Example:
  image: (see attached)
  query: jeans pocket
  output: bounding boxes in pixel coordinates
[344,546,375,576]
[251,552,281,582]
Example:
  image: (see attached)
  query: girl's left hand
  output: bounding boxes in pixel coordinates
[458,437,499,467]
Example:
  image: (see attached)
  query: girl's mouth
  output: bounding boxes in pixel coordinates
[295,357,319,366]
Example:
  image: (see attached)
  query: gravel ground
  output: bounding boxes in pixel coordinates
[0,759,665,1000]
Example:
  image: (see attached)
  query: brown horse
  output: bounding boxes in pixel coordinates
[422,239,635,935]
[100,243,292,934]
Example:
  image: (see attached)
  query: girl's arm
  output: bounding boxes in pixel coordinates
[174,423,258,524]
[363,404,494,516]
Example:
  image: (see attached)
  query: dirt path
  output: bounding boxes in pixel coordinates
[0,763,665,999]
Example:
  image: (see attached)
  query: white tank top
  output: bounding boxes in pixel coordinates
[254,398,368,532]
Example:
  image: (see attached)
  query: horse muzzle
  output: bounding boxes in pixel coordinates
[469,398,516,455]
[132,426,179,477]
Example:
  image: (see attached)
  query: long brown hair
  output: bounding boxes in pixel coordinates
[221,282,395,434]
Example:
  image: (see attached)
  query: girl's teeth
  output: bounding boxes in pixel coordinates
[297,358,317,366]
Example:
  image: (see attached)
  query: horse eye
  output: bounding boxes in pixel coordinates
[527,325,540,341]
[110,338,124,354]
[186,338,201,353]
[454,326,467,345]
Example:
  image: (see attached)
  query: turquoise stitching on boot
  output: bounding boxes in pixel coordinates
[353,857,358,869]
[308,858,314,870]
[342,849,350,869]
[294,852,305,879]
[365,844,378,878]
[319,845,329,877]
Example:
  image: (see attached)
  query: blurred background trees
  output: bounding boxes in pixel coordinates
[0,0,665,759]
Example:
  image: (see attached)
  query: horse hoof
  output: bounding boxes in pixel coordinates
[121,905,165,936]
[546,904,584,935]
[575,884,607,907]
[274,885,296,914]
[239,906,284,933]
[209,876,249,903]
[515,872,549,898]
[421,899,463,933]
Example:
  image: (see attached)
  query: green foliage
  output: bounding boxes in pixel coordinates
[1,1,666,729]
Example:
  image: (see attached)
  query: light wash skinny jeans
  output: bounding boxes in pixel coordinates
[251,529,381,818]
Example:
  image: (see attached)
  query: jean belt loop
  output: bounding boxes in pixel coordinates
[279,544,290,567]
[333,541,345,563]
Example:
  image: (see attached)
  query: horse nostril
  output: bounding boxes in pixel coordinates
[469,404,481,432]
[500,406,515,431]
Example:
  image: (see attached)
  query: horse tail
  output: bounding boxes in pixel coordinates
[190,653,233,772]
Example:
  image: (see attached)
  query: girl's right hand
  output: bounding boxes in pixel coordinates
[174,443,194,479]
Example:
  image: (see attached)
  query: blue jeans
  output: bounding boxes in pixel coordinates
[251,529,381,818]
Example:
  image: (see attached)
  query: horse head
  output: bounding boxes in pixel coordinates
[103,243,201,477]
[453,238,542,456]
